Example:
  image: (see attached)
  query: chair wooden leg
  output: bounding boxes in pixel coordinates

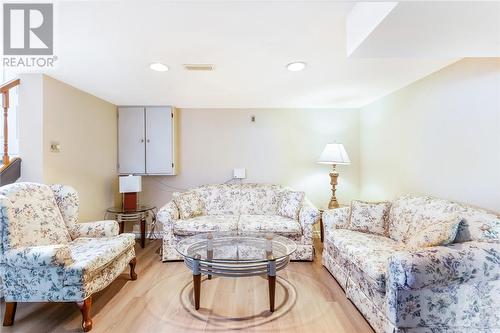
[3,302,17,326]
[77,297,93,332]
[129,257,137,280]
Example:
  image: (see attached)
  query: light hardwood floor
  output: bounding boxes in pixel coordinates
[0,239,374,333]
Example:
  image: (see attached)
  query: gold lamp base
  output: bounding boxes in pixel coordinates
[328,164,340,209]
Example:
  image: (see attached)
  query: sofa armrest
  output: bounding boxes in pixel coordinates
[387,241,500,290]
[322,207,350,239]
[298,202,320,240]
[3,244,74,268]
[158,201,179,231]
[70,220,119,238]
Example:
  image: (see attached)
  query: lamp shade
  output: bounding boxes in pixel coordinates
[119,175,142,193]
[318,143,351,165]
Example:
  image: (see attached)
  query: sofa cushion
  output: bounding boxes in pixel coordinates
[238,214,302,236]
[389,195,458,242]
[172,215,238,236]
[349,200,391,236]
[64,233,135,285]
[239,184,283,215]
[277,191,304,219]
[173,191,206,219]
[0,182,72,248]
[406,214,461,248]
[327,229,404,291]
[193,184,241,215]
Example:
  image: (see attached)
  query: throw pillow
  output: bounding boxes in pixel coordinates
[406,214,461,248]
[173,191,206,220]
[349,200,391,236]
[277,191,305,219]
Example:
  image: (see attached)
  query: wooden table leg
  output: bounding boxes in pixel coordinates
[193,274,201,310]
[268,275,276,312]
[192,256,201,310]
[267,259,277,312]
[118,221,124,234]
[140,218,146,248]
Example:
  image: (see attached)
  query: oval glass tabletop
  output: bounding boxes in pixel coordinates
[176,232,297,263]
[106,205,156,214]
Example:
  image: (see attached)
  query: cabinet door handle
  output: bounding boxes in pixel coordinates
[147,139,150,143]
[140,139,144,143]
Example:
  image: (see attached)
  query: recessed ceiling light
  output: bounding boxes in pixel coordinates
[286,62,306,72]
[149,62,169,72]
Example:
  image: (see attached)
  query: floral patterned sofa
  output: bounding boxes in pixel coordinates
[158,183,320,261]
[0,183,137,332]
[322,195,500,333]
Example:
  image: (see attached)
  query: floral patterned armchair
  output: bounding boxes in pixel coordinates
[158,183,320,261]
[322,195,500,333]
[0,183,138,332]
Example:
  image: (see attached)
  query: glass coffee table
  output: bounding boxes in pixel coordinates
[176,232,297,312]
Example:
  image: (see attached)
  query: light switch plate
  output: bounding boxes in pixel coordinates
[233,168,246,179]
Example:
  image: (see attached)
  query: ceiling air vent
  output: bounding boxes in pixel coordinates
[183,64,215,71]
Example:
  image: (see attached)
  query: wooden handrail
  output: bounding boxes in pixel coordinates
[1,78,20,165]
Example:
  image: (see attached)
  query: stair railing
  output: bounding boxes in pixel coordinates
[0,78,20,165]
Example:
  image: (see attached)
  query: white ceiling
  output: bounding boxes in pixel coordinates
[8,1,494,108]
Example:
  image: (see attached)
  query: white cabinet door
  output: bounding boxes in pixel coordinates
[118,107,145,174]
[145,106,173,174]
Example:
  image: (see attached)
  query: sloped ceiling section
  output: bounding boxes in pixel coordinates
[347,2,500,58]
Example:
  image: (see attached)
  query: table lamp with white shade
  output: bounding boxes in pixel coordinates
[119,175,142,210]
[318,143,351,209]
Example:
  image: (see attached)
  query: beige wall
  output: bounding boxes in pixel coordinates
[37,75,118,221]
[140,108,360,210]
[360,58,500,212]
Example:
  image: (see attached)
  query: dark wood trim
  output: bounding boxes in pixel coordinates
[77,297,93,332]
[3,302,17,326]
[129,257,137,280]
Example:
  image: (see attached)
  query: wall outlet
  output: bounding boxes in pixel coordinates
[233,168,246,179]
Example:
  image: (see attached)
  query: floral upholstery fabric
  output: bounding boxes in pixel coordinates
[0,182,136,303]
[349,200,391,236]
[173,215,238,236]
[239,184,283,215]
[3,244,74,268]
[64,234,135,285]
[173,191,206,219]
[0,182,72,249]
[327,229,404,291]
[322,206,350,240]
[238,215,302,236]
[277,191,304,219]
[193,184,241,215]
[406,214,461,248]
[322,194,500,333]
[159,183,319,261]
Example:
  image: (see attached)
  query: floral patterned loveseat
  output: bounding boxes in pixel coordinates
[0,183,137,332]
[322,195,500,333]
[158,183,320,261]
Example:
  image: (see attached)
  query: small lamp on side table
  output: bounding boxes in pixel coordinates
[317,143,350,209]
[119,175,142,210]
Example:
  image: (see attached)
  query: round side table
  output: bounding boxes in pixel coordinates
[105,205,157,248]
